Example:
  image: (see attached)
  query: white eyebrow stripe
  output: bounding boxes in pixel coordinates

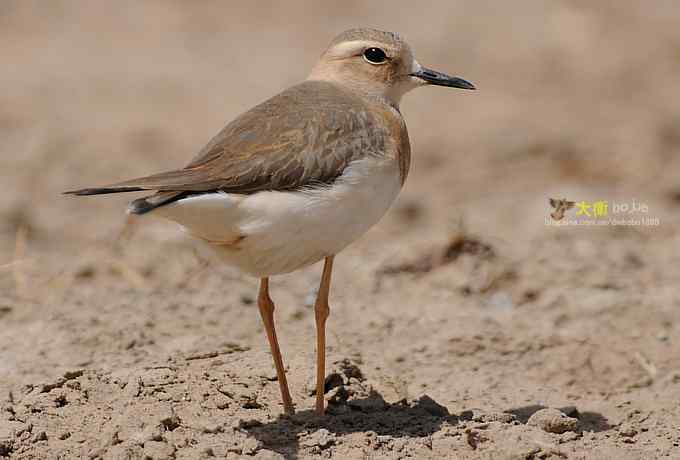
[326,40,374,59]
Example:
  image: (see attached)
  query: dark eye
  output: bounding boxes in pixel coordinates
[363,47,387,64]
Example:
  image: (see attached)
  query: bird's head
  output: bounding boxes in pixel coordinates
[308,28,475,107]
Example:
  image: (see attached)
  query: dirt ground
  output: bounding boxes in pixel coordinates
[2,1,680,459]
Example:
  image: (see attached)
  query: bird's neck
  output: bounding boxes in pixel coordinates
[306,74,402,112]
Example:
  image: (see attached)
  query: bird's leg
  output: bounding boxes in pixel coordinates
[314,256,334,415]
[257,278,295,415]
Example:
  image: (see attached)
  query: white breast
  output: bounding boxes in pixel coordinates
[149,156,402,277]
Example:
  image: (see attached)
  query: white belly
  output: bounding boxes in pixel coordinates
[149,156,402,277]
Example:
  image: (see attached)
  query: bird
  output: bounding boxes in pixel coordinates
[65,28,475,416]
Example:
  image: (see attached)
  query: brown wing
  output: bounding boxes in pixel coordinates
[96,81,389,195]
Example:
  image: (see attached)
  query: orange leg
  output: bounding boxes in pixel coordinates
[257,278,295,415]
[314,256,334,415]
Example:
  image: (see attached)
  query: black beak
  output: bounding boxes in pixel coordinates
[410,67,476,90]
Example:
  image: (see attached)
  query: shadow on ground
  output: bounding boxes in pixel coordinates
[244,393,458,459]
[244,397,614,458]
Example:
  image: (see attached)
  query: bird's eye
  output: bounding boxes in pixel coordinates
[363,47,387,64]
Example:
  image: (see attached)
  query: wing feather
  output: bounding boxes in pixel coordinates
[102,81,389,195]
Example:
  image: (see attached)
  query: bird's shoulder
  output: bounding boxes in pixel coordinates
[186,80,389,170]
[177,80,400,193]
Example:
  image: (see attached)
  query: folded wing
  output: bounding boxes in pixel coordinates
[66,81,388,210]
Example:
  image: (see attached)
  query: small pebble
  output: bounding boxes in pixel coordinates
[527,408,578,434]
[618,422,638,438]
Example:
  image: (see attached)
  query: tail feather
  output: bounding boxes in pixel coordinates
[64,185,188,215]
[63,186,145,196]
[128,191,188,215]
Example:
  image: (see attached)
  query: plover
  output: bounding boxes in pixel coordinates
[65,28,475,415]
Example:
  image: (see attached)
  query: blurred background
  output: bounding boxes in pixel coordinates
[2,1,680,261]
[1,2,680,457]
[2,1,680,259]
